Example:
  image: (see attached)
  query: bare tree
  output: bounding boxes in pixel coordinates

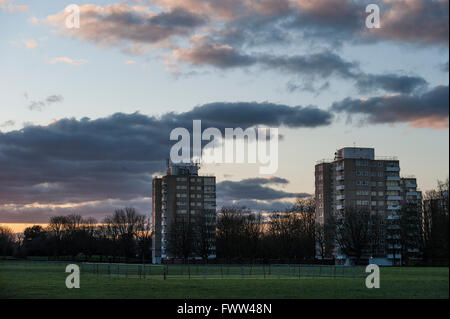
[166,216,194,263]
[336,207,371,265]
[192,210,216,263]
[422,179,449,265]
[315,223,327,261]
[136,216,152,264]
[0,226,15,257]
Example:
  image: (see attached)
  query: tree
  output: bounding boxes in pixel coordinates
[0,226,15,257]
[336,207,371,265]
[166,216,194,262]
[136,217,152,264]
[216,206,249,262]
[192,210,216,263]
[104,207,147,260]
[422,179,449,265]
[315,223,327,261]
[23,225,48,256]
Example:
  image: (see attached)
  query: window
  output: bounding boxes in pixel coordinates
[378,172,383,177]
[356,160,368,167]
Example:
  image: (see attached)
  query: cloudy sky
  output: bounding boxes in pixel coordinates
[0,0,448,228]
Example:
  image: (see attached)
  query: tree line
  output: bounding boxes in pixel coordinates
[0,180,448,265]
[0,208,152,263]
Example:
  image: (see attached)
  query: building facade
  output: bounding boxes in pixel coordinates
[152,162,217,264]
[315,147,422,265]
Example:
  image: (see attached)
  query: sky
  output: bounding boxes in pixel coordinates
[0,0,449,229]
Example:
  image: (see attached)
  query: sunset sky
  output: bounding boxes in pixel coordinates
[0,0,448,230]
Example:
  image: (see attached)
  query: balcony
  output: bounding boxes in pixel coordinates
[386,166,400,172]
[387,176,400,181]
[336,195,345,200]
[387,254,402,259]
[336,175,344,181]
[336,204,345,210]
[387,196,402,201]
[406,191,418,196]
[387,215,400,220]
[387,186,402,191]
[405,183,417,188]
[388,205,401,210]
[336,165,344,171]
[336,185,345,191]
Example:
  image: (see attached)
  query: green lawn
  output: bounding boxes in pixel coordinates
[0,262,448,299]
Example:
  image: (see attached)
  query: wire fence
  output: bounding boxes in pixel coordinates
[0,260,366,280]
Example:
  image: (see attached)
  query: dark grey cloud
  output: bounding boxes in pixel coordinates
[355,74,428,94]
[177,43,429,94]
[45,94,64,104]
[217,177,310,201]
[178,102,333,129]
[206,0,449,50]
[330,85,449,129]
[0,101,331,211]
[27,94,64,111]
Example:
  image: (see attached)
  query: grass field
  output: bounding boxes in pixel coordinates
[0,261,448,299]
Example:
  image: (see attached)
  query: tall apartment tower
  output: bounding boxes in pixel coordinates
[315,147,422,265]
[152,162,217,264]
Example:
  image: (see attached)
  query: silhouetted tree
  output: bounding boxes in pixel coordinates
[336,207,371,265]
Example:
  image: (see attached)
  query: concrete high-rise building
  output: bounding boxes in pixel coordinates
[152,162,216,264]
[315,147,422,265]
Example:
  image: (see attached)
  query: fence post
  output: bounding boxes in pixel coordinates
[263,265,266,279]
[220,265,223,279]
[298,265,301,279]
[163,265,167,280]
[241,265,244,279]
